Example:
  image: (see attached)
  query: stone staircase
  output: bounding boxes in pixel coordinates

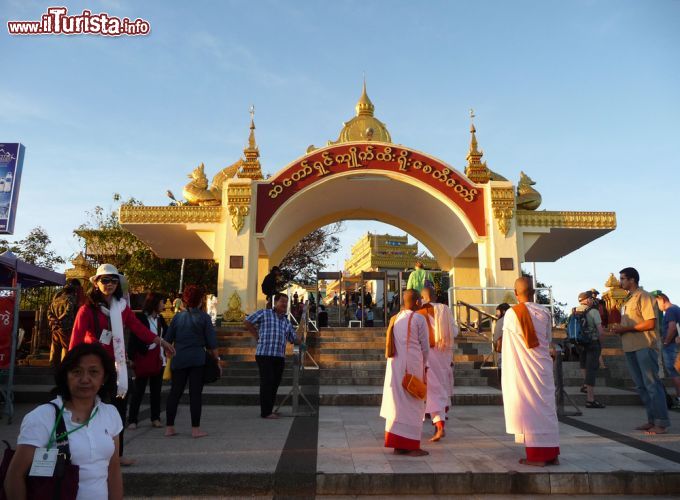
[7,325,663,407]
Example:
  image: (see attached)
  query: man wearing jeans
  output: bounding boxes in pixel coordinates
[611,267,670,434]
[653,292,680,407]
[245,293,299,419]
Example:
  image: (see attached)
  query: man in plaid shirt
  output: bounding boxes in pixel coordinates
[245,293,299,419]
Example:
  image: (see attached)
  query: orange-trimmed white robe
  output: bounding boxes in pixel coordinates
[380,310,429,450]
[501,302,559,454]
[423,302,457,423]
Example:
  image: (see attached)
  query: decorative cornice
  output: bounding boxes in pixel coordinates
[516,210,617,229]
[119,205,222,224]
[490,187,515,236]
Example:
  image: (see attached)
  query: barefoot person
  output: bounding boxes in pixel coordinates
[610,268,669,434]
[165,285,220,438]
[418,286,457,442]
[502,277,560,466]
[70,264,175,466]
[381,289,430,456]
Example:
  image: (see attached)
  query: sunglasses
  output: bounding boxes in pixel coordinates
[98,277,119,285]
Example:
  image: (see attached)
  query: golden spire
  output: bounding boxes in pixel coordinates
[247,105,257,150]
[355,78,375,116]
[464,109,491,183]
[238,105,263,180]
[325,80,391,145]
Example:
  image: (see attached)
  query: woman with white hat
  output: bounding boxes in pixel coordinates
[70,263,175,466]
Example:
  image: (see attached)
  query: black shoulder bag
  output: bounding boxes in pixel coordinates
[0,402,80,500]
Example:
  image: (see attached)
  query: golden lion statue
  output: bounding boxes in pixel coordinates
[182,159,244,206]
[516,171,542,210]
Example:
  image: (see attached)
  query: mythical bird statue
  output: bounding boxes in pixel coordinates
[182,159,244,206]
[516,171,542,210]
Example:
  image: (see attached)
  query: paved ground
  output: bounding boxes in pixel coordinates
[3,400,680,496]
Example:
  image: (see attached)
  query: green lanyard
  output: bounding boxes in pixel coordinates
[47,405,99,450]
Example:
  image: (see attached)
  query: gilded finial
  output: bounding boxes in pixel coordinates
[247,105,257,149]
[238,104,263,180]
[468,109,480,155]
[464,109,491,183]
[356,79,375,116]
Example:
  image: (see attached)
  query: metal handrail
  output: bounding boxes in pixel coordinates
[448,285,556,327]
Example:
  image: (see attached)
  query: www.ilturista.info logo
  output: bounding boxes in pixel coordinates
[7,6,150,36]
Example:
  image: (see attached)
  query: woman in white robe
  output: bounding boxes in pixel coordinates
[502,299,560,465]
[380,307,429,454]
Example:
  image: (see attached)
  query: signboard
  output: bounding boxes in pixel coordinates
[0,143,25,235]
[0,292,16,369]
[255,142,486,236]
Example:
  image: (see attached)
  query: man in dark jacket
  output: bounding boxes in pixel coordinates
[261,266,282,307]
[47,279,83,367]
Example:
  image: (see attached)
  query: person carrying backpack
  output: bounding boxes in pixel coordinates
[569,291,606,408]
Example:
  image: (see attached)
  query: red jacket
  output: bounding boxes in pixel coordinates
[70,303,156,359]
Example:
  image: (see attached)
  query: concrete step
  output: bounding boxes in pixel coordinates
[10,384,645,407]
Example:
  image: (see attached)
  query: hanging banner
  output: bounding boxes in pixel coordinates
[0,292,16,369]
[0,143,25,235]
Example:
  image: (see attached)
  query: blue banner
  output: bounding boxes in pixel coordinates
[0,144,25,235]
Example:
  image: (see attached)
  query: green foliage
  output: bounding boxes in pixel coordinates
[75,195,217,294]
[522,271,568,325]
[279,223,343,285]
[0,226,65,270]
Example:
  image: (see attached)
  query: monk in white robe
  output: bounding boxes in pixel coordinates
[418,287,457,441]
[381,289,430,456]
[502,277,560,466]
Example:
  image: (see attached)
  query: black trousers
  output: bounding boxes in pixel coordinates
[256,355,285,417]
[127,372,163,424]
[165,365,205,427]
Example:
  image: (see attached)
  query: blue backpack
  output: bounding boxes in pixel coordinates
[567,307,593,345]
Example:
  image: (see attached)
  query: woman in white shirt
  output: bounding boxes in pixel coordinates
[4,343,124,499]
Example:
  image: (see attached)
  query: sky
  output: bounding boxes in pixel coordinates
[1,0,679,309]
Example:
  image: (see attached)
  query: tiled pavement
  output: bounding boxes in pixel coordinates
[3,401,680,496]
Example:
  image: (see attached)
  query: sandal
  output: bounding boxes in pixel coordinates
[580,385,587,394]
[585,400,605,409]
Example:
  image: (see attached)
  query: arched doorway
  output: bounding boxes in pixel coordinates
[249,141,493,310]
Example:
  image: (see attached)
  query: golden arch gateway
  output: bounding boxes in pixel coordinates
[120,86,617,317]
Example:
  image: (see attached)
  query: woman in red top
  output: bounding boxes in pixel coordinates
[70,263,175,465]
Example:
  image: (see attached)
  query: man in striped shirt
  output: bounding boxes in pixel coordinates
[245,293,299,419]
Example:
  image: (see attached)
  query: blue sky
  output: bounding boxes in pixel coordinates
[1,0,679,309]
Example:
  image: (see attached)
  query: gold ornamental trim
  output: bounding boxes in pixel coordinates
[119,205,222,224]
[228,205,250,233]
[490,187,515,236]
[516,210,617,229]
[227,183,252,234]
[223,291,246,323]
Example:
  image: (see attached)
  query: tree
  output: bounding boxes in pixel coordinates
[75,196,218,294]
[0,226,65,270]
[522,272,568,325]
[279,223,343,285]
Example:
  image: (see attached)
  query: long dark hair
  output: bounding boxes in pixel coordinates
[142,292,164,315]
[87,277,123,307]
[55,343,117,402]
